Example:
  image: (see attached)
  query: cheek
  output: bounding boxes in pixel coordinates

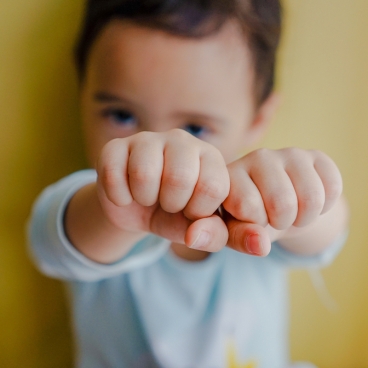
[80,103,111,166]
[211,138,242,165]
[81,118,106,167]
[221,126,250,163]
[83,134,101,168]
[82,117,139,167]
[221,147,243,164]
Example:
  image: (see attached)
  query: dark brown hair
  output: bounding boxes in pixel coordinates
[74,0,282,106]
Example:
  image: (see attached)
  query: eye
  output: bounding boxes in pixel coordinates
[103,108,137,126]
[183,123,206,138]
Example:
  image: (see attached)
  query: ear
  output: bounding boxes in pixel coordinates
[244,92,281,146]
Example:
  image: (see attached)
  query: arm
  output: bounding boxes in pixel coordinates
[64,182,147,264]
[269,194,349,256]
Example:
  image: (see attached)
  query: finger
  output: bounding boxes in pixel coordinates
[313,152,343,214]
[128,135,164,206]
[284,157,325,227]
[159,136,200,213]
[97,138,132,206]
[226,217,271,256]
[222,163,268,226]
[184,148,230,220]
[249,152,298,229]
[185,214,229,252]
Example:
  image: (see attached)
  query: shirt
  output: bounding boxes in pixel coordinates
[27,170,346,368]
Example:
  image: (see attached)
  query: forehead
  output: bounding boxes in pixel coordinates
[85,20,256,114]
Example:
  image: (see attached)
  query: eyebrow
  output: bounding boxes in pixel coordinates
[175,111,226,126]
[94,91,125,103]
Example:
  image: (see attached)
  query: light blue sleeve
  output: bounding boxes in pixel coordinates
[269,231,348,268]
[27,170,170,282]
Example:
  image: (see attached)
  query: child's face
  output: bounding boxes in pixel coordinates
[80,20,266,166]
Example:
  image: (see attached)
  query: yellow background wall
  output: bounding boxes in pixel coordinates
[0,0,367,367]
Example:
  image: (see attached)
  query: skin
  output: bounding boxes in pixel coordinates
[65,20,349,264]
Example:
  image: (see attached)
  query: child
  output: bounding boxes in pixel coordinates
[28,0,349,367]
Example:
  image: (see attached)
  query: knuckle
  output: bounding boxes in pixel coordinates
[99,166,121,189]
[234,198,257,220]
[325,182,343,202]
[129,165,157,185]
[196,178,228,202]
[208,144,224,159]
[99,140,120,164]
[227,195,260,222]
[104,137,120,150]
[135,130,154,141]
[282,147,300,156]
[280,147,304,165]
[165,168,194,190]
[298,191,325,212]
[309,148,324,158]
[251,148,271,162]
[168,128,192,141]
[267,192,297,217]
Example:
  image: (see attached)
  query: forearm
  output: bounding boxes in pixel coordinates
[270,195,349,256]
[65,183,147,264]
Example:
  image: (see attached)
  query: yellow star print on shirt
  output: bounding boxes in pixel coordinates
[226,340,257,368]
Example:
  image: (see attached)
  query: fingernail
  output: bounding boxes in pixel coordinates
[190,231,210,250]
[245,234,264,256]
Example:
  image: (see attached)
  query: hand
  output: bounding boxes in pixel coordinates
[222,148,343,256]
[96,129,230,250]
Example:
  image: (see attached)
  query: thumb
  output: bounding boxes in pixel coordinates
[149,208,228,252]
[184,214,229,252]
[226,218,271,256]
